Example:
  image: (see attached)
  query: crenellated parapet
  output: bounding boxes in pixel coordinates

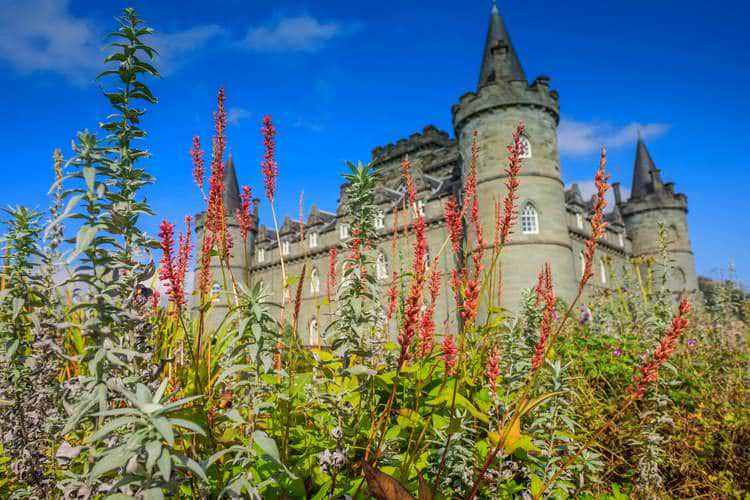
[370,125,453,166]
[452,76,559,134]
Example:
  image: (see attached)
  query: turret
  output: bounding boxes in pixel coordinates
[619,137,697,294]
[451,2,576,308]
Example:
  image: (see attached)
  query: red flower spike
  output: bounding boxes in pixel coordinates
[261,115,278,203]
[628,298,691,399]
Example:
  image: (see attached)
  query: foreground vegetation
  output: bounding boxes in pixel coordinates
[1,9,748,499]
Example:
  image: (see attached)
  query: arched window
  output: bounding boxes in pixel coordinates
[310,268,320,294]
[308,318,319,346]
[599,259,607,284]
[579,252,585,278]
[519,135,532,159]
[376,252,388,280]
[375,210,385,230]
[575,212,583,230]
[520,204,539,234]
[618,233,624,247]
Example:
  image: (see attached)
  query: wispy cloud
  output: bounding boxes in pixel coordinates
[151,25,226,75]
[558,118,670,157]
[0,0,101,84]
[227,107,252,126]
[244,15,358,53]
[0,0,226,83]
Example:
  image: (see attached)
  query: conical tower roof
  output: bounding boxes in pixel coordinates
[478,1,527,87]
[223,153,242,214]
[631,137,663,199]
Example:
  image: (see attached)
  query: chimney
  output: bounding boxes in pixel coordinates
[612,182,623,205]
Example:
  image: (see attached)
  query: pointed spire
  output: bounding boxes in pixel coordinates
[478,1,526,88]
[223,153,241,213]
[631,137,664,199]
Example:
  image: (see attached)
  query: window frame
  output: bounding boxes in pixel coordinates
[520,203,540,235]
[339,223,350,240]
[519,135,532,159]
[309,231,319,249]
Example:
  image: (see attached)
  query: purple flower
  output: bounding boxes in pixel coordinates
[579,305,592,325]
[687,338,697,347]
[613,348,622,357]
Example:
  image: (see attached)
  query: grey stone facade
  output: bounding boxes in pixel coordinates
[195,4,698,341]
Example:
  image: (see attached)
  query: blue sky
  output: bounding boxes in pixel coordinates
[0,0,748,284]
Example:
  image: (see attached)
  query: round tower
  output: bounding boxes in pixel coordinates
[619,138,698,294]
[452,3,577,308]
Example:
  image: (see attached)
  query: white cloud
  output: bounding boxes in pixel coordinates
[244,15,356,52]
[0,0,101,83]
[0,0,226,82]
[227,107,252,126]
[558,119,670,157]
[568,180,631,210]
[151,24,226,75]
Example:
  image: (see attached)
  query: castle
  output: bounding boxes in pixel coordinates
[196,3,698,342]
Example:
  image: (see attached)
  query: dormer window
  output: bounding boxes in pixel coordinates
[520,136,532,159]
[412,200,425,218]
[310,268,320,294]
[520,204,539,234]
[257,248,265,263]
[309,232,319,249]
[376,252,388,280]
[340,223,350,240]
[375,210,385,229]
[575,212,583,230]
[309,319,319,346]
[282,240,290,256]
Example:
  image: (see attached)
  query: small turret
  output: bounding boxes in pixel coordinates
[620,138,697,294]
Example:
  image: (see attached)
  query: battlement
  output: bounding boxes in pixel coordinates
[452,76,559,132]
[371,125,453,165]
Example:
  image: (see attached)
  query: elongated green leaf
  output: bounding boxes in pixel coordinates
[151,416,174,446]
[252,431,280,462]
[87,416,140,443]
[91,446,131,479]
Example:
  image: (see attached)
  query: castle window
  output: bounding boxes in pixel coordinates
[309,232,319,249]
[310,268,320,294]
[376,252,388,281]
[257,248,265,263]
[618,233,624,247]
[520,135,532,159]
[309,318,319,346]
[375,210,385,229]
[600,259,607,284]
[520,204,539,234]
[340,223,350,240]
[282,240,290,256]
[579,252,585,278]
[576,212,583,230]
[413,200,425,217]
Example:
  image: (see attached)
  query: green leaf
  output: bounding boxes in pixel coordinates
[252,431,280,462]
[157,448,171,481]
[151,416,174,446]
[145,440,162,473]
[169,418,206,436]
[69,225,98,262]
[143,488,164,500]
[91,446,131,479]
[87,416,140,443]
